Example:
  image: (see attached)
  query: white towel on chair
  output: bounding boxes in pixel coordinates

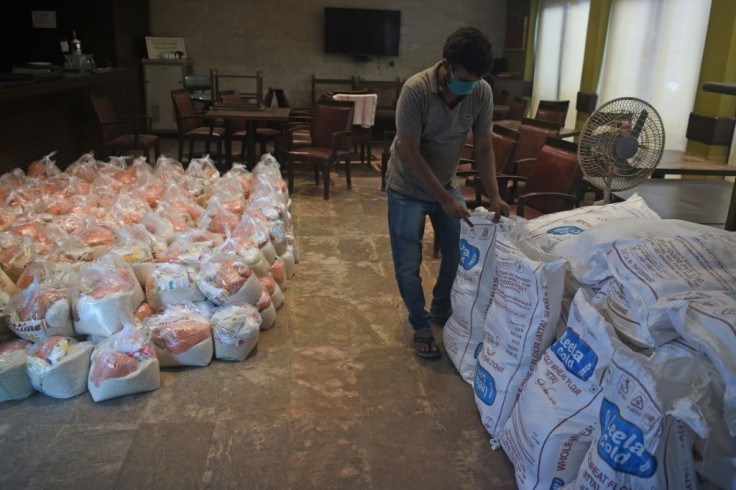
[333,93,377,128]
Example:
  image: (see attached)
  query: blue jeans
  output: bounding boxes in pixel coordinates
[387,189,462,333]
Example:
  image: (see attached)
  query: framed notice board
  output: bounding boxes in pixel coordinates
[145,37,187,59]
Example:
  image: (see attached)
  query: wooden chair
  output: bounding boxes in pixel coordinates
[170,89,225,164]
[286,100,354,199]
[459,125,520,207]
[184,75,212,109]
[535,100,570,126]
[210,67,264,109]
[503,97,528,120]
[327,89,377,165]
[311,75,355,104]
[219,89,282,162]
[501,137,582,218]
[89,93,160,163]
[514,118,562,173]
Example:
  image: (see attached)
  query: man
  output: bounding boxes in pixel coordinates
[386,27,509,359]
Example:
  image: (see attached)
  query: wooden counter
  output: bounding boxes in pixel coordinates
[0,68,143,173]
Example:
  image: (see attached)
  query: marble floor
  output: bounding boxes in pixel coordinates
[0,139,516,489]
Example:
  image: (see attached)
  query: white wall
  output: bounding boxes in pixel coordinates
[149,0,507,107]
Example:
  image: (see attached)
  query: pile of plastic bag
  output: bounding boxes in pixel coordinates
[0,152,297,403]
[445,195,736,489]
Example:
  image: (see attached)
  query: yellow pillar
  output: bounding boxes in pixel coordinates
[523,0,540,82]
[686,0,736,162]
[575,0,612,130]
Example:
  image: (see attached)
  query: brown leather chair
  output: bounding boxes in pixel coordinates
[89,93,160,162]
[326,89,376,165]
[535,100,570,126]
[459,125,520,207]
[219,90,282,162]
[171,89,225,164]
[503,97,528,120]
[513,118,562,173]
[286,100,354,199]
[502,137,582,218]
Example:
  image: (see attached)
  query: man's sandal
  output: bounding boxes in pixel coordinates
[414,334,441,360]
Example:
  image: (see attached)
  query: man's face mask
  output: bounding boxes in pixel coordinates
[445,64,479,96]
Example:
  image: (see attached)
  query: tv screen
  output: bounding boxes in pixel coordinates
[324,7,400,57]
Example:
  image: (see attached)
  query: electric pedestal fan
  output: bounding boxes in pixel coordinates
[578,97,665,203]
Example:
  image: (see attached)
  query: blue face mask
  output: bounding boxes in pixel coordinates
[446,65,479,95]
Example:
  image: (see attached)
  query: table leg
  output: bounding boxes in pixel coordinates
[247,120,257,170]
[224,119,233,168]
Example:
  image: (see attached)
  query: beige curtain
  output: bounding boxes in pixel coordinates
[530,0,591,129]
[597,0,713,150]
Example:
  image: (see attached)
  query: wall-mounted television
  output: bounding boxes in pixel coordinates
[324,7,400,57]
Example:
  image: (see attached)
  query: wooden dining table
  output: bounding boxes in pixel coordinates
[203,106,291,169]
[493,119,581,138]
[653,150,736,177]
[613,179,733,227]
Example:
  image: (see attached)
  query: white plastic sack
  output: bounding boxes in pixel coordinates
[602,234,736,348]
[257,289,276,330]
[211,304,261,361]
[519,194,659,251]
[69,256,145,337]
[0,339,34,401]
[552,218,730,286]
[666,290,736,436]
[144,305,213,367]
[88,323,160,402]
[27,337,94,399]
[500,290,621,490]
[565,343,711,490]
[196,253,263,307]
[474,233,566,437]
[145,263,205,311]
[7,283,74,342]
[443,216,506,383]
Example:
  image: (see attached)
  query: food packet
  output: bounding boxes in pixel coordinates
[68,255,145,337]
[143,303,213,367]
[87,318,159,402]
[196,239,263,306]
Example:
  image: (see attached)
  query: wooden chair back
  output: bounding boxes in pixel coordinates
[522,137,582,214]
[311,100,355,150]
[535,100,570,125]
[504,97,528,120]
[89,94,121,142]
[514,117,562,170]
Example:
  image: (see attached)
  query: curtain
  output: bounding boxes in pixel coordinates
[530,0,591,129]
[597,0,712,150]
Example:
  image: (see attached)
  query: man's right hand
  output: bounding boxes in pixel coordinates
[441,196,470,220]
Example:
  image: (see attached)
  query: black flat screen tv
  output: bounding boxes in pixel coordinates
[324,7,400,57]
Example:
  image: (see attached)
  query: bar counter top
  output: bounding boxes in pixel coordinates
[0,69,135,104]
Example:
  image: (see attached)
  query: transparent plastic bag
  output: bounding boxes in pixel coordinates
[87,318,159,402]
[143,303,213,367]
[68,254,145,337]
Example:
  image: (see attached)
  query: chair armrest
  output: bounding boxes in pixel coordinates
[285,123,312,148]
[516,192,578,218]
[513,157,537,175]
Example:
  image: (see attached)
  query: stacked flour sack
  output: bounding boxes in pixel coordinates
[0,152,297,403]
[464,194,736,489]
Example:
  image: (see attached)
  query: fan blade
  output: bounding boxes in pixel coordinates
[630,109,649,138]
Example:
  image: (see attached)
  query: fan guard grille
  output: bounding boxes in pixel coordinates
[578,97,665,192]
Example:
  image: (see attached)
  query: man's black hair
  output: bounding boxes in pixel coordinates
[442,27,494,77]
